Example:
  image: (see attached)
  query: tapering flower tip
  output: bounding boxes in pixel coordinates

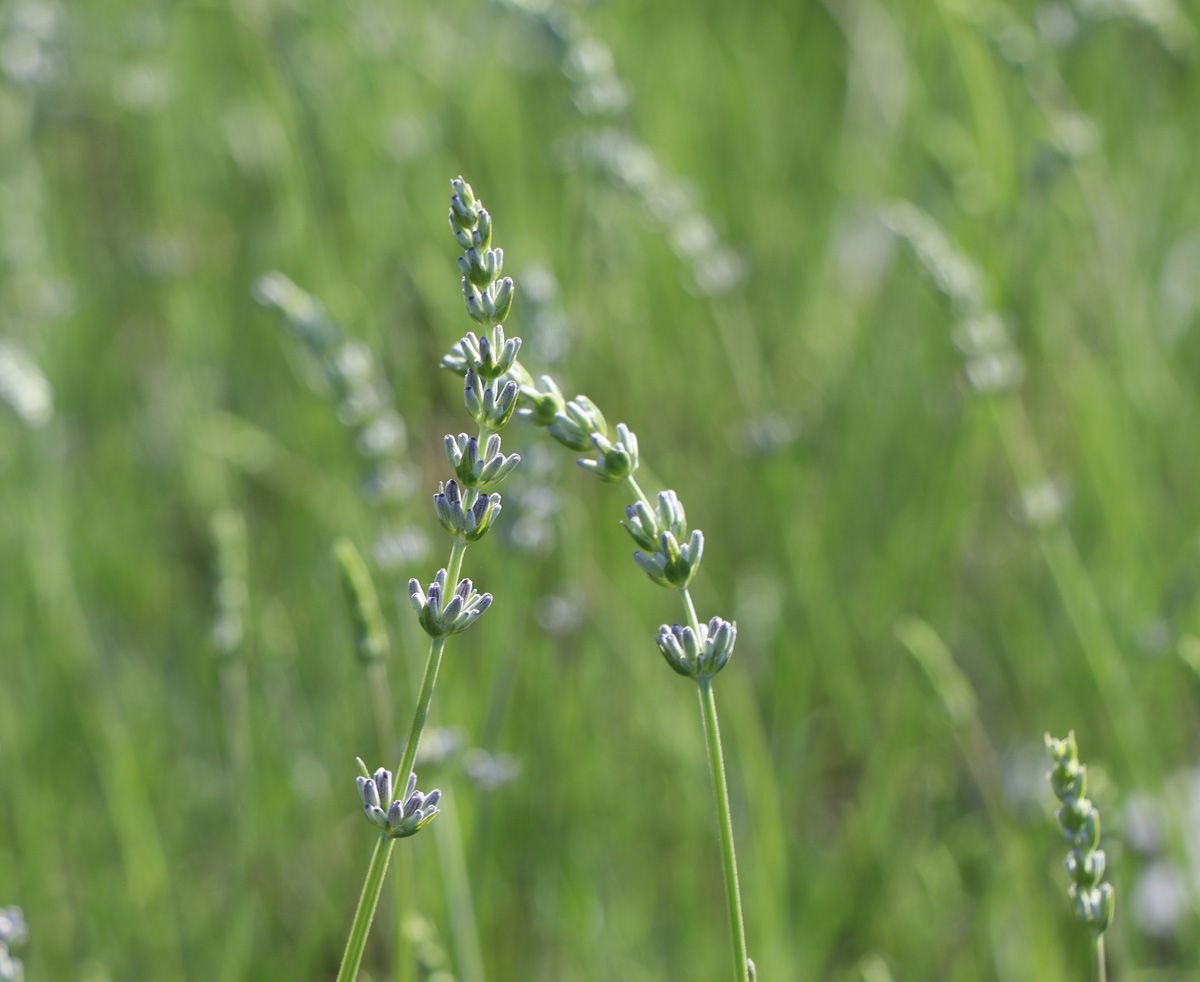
[409,569,494,638]
[1045,731,1087,802]
[433,479,504,543]
[445,432,521,490]
[519,374,566,426]
[578,422,639,483]
[622,490,687,550]
[448,177,485,250]
[655,616,736,680]
[547,394,607,451]
[634,528,705,588]
[1045,731,1115,935]
[464,370,520,430]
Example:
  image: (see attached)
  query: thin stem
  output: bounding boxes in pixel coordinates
[396,637,448,783]
[445,539,468,593]
[339,633,449,982]
[337,834,396,982]
[1095,935,1107,982]
[697,678,750,982]
[624,474,654,512]
[679,586,702,634]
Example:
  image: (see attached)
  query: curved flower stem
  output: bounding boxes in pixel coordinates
[697,676,750,982]
[337,834,396,982]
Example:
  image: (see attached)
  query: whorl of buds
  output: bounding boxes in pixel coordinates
[356,761,441,839]
[408,569,493,638]
[578,422,639,483]
[433,480,503,543]
[1045,732,1115,935]
[465,370,519,430]
[547,394,607,452]
[634,528,705,588]
[623,490,686,551]
[656,617,737,680]
[518,374,567,426]
[444,432,521,490]
[457,327,522,381]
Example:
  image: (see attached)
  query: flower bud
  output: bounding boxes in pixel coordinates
[547,395,607,451]
[578,423,638,482]
[655,616,737,680]
[408,569,494,638]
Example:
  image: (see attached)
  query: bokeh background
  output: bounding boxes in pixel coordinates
[3,0,1200,978]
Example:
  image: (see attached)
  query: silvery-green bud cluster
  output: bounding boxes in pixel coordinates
[1045,732,1115,935]
[409,569,493,639]
[578,422,639,483]
[634,526,705,588]
[433,480,503,543]
[547,395,607,452]
[518,374,566,426]
[356,760,441,839]
[449,175,517,333]
[445,432,521,490]
[622,490,686,550]
[457,327,522,381]
[0,906,25,982]
[465,370,519,430]
[657,617,737,680]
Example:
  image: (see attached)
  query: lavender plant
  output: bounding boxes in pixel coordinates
[335,177,523,981]
[1046,732,1115,982]
[443,195,754,981]
[540,397,753,982]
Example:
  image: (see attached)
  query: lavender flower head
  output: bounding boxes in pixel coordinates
[356,759,442,839]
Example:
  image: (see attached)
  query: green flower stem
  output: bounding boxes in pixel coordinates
[1095,936,1107,982]
[697,676,750,982]
[396,637,448,790]
[337,834,396,982]
[687,579,750,982]
[625,474,654,512]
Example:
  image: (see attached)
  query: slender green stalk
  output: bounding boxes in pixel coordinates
[337,835,396,982]
[1095,936,1107,982]
[686,585,750,982]
[338,631,450,982]
[396,637,448,784]
[697,679,750,982]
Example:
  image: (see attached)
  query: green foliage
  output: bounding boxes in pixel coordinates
[3,0,1200,979]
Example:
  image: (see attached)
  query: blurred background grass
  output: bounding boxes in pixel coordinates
[2,0,1200,978]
